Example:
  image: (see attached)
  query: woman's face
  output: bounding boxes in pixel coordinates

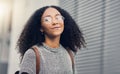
[41,7,64,38]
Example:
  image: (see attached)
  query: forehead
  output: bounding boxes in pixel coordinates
[42,7,61,17]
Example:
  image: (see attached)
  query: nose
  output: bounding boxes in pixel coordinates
[52,18,58,25]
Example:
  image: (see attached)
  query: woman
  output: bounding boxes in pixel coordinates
[17,5,86,74]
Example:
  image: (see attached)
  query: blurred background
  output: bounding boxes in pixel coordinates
[0,0,120,74]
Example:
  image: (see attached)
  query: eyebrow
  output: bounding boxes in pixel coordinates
[56,14,61,16]
[43,14,61,18]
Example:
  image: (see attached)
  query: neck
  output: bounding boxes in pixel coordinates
[44,36,60,48]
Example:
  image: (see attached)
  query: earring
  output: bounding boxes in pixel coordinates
[40,30,44,35]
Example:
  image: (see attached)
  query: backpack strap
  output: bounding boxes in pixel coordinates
[66,49,75,71]
[32,46,40,74]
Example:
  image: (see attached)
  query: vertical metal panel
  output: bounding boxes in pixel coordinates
[76,0,104,74]
[59,0,104,74]
[59,0,120,74]
[104,0,120,74]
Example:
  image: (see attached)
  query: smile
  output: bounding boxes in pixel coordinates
[51,26,61,30]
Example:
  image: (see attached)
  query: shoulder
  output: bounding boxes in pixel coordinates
[24,45,40,56]
[20,48,36,74]
[25,48,35,55]
[23,48,36,60]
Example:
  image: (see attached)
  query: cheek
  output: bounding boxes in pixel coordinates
[42,25,50,32]
[41,24,50,32]
[61,22,64,29]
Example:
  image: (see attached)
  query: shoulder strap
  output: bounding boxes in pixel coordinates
[32,46,40,74]
[66,49,74,70]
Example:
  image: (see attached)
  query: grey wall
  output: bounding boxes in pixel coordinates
[59,0,120,74]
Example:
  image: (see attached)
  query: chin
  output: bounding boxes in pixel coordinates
[53,33,62,36]
[52,31,63,37]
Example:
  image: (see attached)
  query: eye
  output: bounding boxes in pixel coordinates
[56,15,64,21]
[43,17,52,22]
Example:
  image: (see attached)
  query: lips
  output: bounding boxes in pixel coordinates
[51,26,61,30]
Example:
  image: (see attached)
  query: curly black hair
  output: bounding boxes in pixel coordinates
[17,5,86,58]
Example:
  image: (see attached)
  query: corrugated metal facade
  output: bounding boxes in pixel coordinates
[104,0,120,74]
[59,0,120,74]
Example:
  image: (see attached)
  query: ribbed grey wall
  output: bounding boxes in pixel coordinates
[59,0,77,19]
[59,0,120,74]
[104,0,120,74]
[75,0,104,74]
